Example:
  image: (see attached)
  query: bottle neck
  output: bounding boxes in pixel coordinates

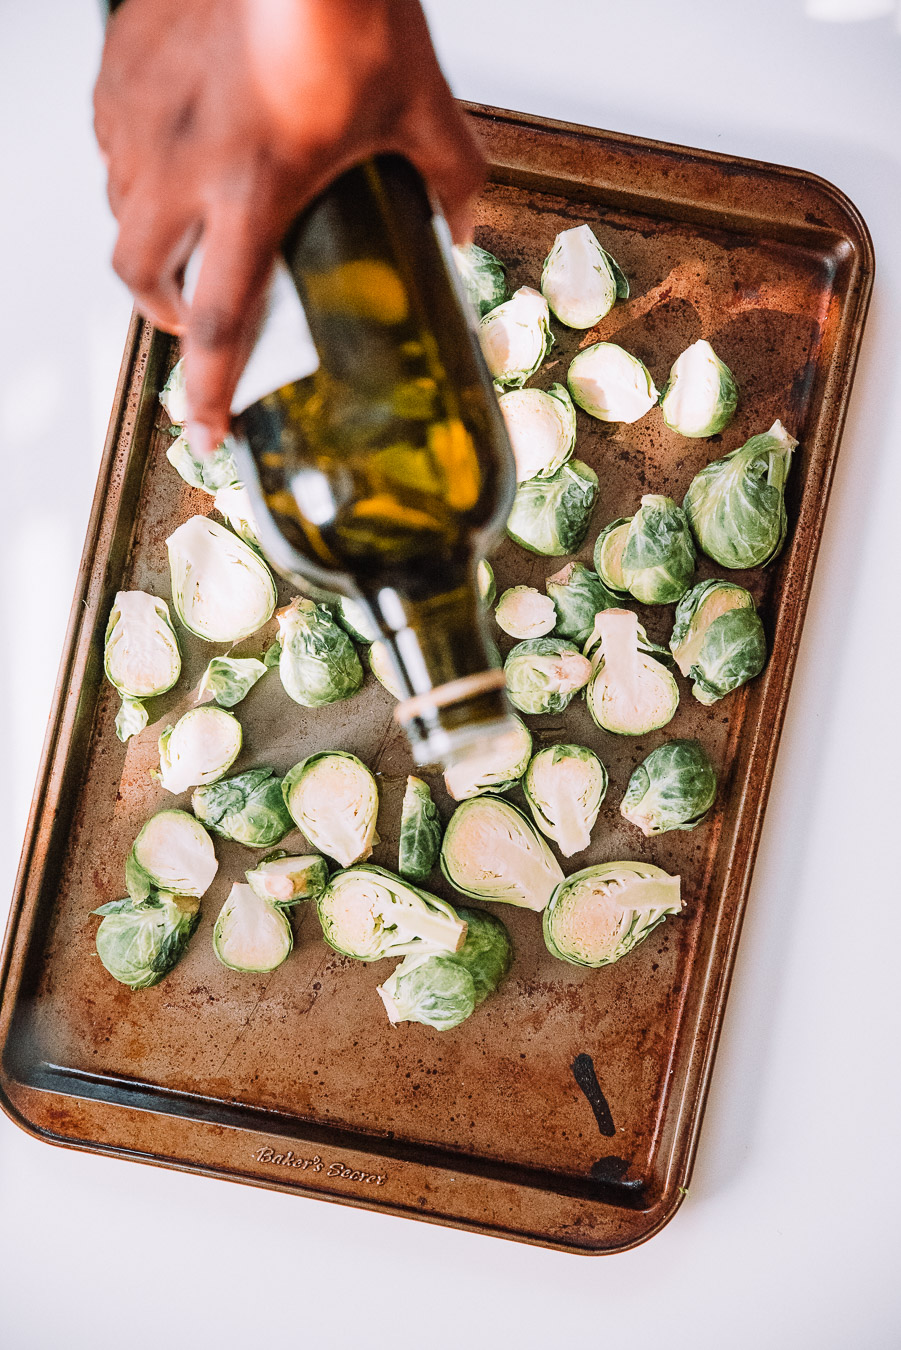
[366,575,512,768]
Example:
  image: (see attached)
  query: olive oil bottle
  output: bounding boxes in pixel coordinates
[228,155,518,768]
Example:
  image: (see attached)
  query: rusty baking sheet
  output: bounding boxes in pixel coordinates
[0,105,872,1253]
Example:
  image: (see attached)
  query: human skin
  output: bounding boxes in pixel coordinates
[94,0,485,454]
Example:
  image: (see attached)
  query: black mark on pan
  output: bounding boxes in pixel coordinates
[571,1053,615,1137]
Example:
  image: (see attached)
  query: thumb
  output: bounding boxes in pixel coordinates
[403,89,486,246]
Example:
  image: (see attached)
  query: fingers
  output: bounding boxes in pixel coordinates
[110,188,197,334]
[402,87,486,246]
[182,201,279,448]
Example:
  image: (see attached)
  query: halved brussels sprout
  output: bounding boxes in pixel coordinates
[443,716,532,801]
[159,357,187,423]
[477,558,496,608]
[540,224,628,328]
[104,592,182,716]
[543,861,682,967]
[214,483,261,549]
[582,611,671,666]
[378,953,475,1030]
[377,907,512,1030]
[621,739,717,837]
[452,242,508,318]
[440,795,563,911]
[166,431,240,493]
[670,579,767,704]
[167,516,276,642]
[494,586,557,639]
[567,343,659,424]
[94,891,200,989]
[504,638,592,716]
[398,776,442,882]
[115,697,149,743]
[125,809,218,903]
[593,517,631,594]
[683,420,798,569]
[659,339,738,438]
[335,596,380,644]
[317,864,466,961]
[197,656,268,708]
[619,494,696,605]
[585,609,679,735]
[506,459,598,556]
[156,706,242,795]
[245,852,329,905]
[478,286,554,389]
[213,882,293,973]
[368,640,404,699]
[523,744,608,857]
[498,384,577,483]
[545,561,620,645]
[276,597,363,707]
[282,752,378,867]
[192,767,293,848]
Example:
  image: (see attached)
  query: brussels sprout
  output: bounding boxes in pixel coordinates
[581,611,671,665]
[621,739,717,837]
[335,596,380,644]
[498,384,576,483]
[94,891,200,989]
[523,744,608,857]
[683,420,798,569]
[478,286,554,389]
[368,640,404,699]
[545,561,620,644]
[540,224,628,329]
[282,752,378,867]
[659,339,738,438]
[452,243,508,317]
[494,586,556,639]
[543,861,682,967]
[192,768,293,848]
[212,882,293,973]
[104,593,182,722]
[567,343,659,424]
[197,656,268,708]
[167,516,276,642]
[377,908,512,1030]
[317,864,467,961]
[503,638,592,716]
[214,483,261,549]
[506,459,598,556]
[477,558,496,608]
[125,809,218,903]
[619,494,696,605]
[443,716,532,801]
[670,579,767,704]
[276,597,364,707]
[159,357,187,424]
[593,517,631,595]
[155,706,242,795]
[398,776,442,881]
[440,795,563,911]
[166,431,240,493]
[245,852,329,905]
[585,609,679,735]
[115,697,149,743]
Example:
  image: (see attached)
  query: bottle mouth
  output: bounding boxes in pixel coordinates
[409,715,522,772]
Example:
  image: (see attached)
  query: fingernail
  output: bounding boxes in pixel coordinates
[186,421,217,459]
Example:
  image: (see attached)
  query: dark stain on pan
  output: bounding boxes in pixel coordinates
[571,1053,615,1137]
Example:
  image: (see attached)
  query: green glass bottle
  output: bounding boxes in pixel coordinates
[229,156,517,768]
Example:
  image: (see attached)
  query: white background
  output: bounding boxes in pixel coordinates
[1,1,899,1345]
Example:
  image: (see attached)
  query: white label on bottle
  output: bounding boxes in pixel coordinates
[182,248,321,414]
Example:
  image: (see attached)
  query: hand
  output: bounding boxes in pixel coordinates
[94,0,485,454]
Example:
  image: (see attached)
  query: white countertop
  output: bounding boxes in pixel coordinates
[1,2,899,1345]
